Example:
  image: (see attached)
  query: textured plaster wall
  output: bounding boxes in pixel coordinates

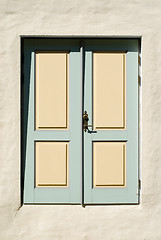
[0,0,161,239]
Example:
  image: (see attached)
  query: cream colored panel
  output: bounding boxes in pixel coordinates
[36,52,68,129]
[93,142,126,187]
[93,52,126,129]
[36,142,68,187]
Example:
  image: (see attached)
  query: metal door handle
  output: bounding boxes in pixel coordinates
[83,111,92,132]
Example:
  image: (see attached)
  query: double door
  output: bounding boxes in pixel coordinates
[23,38,139,204]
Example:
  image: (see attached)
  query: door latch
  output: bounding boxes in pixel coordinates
[83,111,92,132]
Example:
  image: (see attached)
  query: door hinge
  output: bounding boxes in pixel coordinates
[138,75,141,85]
[138,55,141,66]
[138,179,141,190]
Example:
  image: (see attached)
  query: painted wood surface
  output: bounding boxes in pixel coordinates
[23,39,139,204]
[83,39,139,204]
[23,39,82,203]
[93,142,126,187]
[93,52,126,129]
[36,142,68,187]
[36,52,68,129]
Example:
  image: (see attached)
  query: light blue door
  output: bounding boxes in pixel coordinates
[23,39,82,203]
[23,38,139,204]
[83,39,139,204]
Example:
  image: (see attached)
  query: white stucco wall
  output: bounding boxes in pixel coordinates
[0,0,161,239]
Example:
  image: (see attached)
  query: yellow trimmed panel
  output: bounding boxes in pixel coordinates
[93,52,126,129]
[93,142,126,187]
[36,142,68,187]
[36,52,68,129]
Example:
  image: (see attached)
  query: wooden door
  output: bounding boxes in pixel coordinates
[23,39,82,203]
[23,38,139,204]
[83,39,139,204]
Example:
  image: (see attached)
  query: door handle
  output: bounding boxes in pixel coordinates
[83,111,92,132]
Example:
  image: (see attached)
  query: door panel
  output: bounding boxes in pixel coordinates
[93,142,126,187]
[36,52,69,129]
[84,39,138,204]
[35,142,68,187]
[93,52,126,129]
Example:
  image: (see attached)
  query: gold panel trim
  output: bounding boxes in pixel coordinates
[35,52,69,130]
[93,142,126,188]
[35,142,68,187]
[93,52,126,130]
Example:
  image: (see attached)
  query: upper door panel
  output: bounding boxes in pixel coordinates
[93,52,126,130]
